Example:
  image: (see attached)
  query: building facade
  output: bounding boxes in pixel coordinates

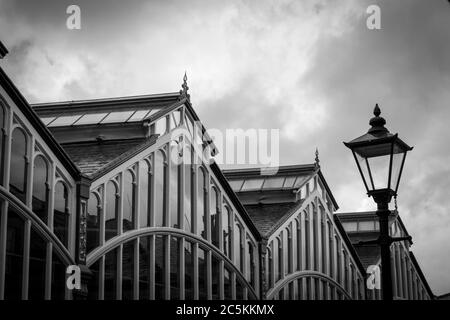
[0,46,435,300]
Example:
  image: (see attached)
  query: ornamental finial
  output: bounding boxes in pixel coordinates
[315,148,320,168]
[179,71,190,101]
[368,103,388,134]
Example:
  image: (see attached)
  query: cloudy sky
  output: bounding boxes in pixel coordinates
[1,0,449,295]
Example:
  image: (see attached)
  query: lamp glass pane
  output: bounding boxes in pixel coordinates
[355,152,372,191]
[366,154,390,190]
[390,151,406,192]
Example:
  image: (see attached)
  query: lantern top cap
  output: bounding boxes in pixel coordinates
[368,103,388,134]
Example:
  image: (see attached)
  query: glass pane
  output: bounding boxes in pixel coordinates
[5,209,24,299]
[29,228,47,300]
[223,206,231,258]
[154,151,165,227]
[88,260,100,299]
[210,188,220,248]
[355,153,373,191]
[197,168,206,239]
[105,181,118,241]
[342,222,358,232]
[74,113,108,125]
[358,220,376,231]
[236,280,244,300]
[87,193,100,252]
[283,176,297,188]
[0,106,4,183]
[155,235,165,299]
[391,152,406,192]
[101,111,134,124]
[170,144,180,229]
[170,237,180,299]
[10,128,27,203]
[104,248,117,300]
[122,241,134,300]
[183,145,192,232]
[144,108,160,120]
[234,224,243,272]
[211,255,220,299]
[123,170,135,232]
[184,241,194,299]
[48,115,82,127]
[242,178,264,190]
[54,182,69,247]
[263,177,285,189]
[228,180,243,191]
[40,117,55,125]
[139,161,150,228]
[32,156,48,223]
[198,248,207,300]
[51,249,66,299]
[224,268,232,300]
[139,236,151,300]
[154,117,167,135]
[127,110,150,122]
[367,155,390,190]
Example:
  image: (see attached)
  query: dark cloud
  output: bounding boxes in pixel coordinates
[0,0,449,294]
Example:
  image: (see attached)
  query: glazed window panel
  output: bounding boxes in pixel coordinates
[183,145,193,233]
[51,248,67,300]
[0,105,5,184]
[224,267,232,300]
[122,241,135,300]
[105,181,118,241]
[54,181,69,247]
[305,212,310,269]
[139,236,151,300]
[211,255,220,300]
[210,187,220,248]
[28,228,47,299]
[88,260,100,300]
[122,170,135,232]
[184,241,194,299]
[32,155,49,223]
[139,160,150,228]
[154,151,165,227]
[170,143,180,229]
[10,128,28,203]
[277,236,282,281]
[87,192,100,252]
[273,240,279,282]
[198,248,207,300]
[104,248,118,300]
[247,241,256,288]
[296,219,301,271]
[197,168,206,240]
[234,223,243,272]
[170,236,181,299]
[4,208,24,299]
[223,205,231,259]
[155,235,166,299]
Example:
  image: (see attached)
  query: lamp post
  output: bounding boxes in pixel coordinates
[344,104,413,300]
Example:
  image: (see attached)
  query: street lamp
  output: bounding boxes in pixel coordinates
[344,104,413,300]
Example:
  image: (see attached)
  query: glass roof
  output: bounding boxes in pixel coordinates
[40,108,161,127]
[229,175,312,192]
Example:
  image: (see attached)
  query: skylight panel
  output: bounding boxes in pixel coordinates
[228,179,244,191]
[100,111,134,124]
[40,117,55,125]
[262,177,285,189]
[127,110,150,122]
[73,113,108,125]
[242,178,264,190]
[283,176,297,188]
[48,115,82,127]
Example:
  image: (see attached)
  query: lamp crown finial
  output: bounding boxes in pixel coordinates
[368,103,387,134]
[374,103,381,117]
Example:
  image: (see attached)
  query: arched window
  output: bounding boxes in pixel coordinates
[286,225,292,274]
[123,170,135,232]
[296,218,301,271]
[312,204,318,270]
[267,245,273,288]
[10,128,28,203]
[321,208,327,273]
[170,142,180,229]
[32,155,49,223]
[87,192,100,252]
[328,221,334,278]
[277,236,283,281]
[183,144,192,232]
[139,160,150,228]
[234,222,243,272]
[154,150,166,227]
[305,211,310,269]
[223,205,232,258]
[197,168,206,239]
[273,238,279,282]
[0,104,5,184]
[105,180,118,241]
[210,186,220,248]
[54,181,69,247]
